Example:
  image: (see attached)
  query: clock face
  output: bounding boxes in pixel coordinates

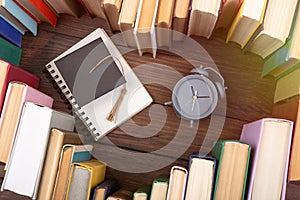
[172,74,218,120]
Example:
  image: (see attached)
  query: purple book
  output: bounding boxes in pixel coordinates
[240,118,293,200]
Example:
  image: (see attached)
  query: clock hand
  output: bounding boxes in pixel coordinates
[191,86,196,96]
[197,95,210,99]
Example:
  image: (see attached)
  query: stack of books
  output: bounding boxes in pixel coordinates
[0,58,110,200]
[1,0,299,97]
[130,118,294,200]
[1,1,300,199]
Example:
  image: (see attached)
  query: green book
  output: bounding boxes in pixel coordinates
[149,175,169,200]
[133,184,151,200]
[0,37,22,66]
[262,4,300,79]
[212,140,251,200]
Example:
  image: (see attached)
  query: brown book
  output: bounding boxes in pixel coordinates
[272,99,300,181]
[118,0,140,47]
[37,129,82,200]
[45,0,83,17]
[156,0,176,47]
[107,189,132,200]
[80,0,107,19]
[172,0,190,41]
[103,0,122,32]
[216,0,243,31]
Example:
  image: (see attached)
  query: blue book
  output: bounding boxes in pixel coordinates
[93,179,119,200]
[1,0,37,36]
[0,9,27,35]
[0,16,21,47]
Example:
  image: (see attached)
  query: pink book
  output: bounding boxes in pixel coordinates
[0,82,54,164]
[240,118,293,200]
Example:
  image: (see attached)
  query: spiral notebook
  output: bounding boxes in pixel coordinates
[46,28,153,140]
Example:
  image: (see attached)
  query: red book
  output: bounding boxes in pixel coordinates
[0,59,40,114]
[13,0,57,27]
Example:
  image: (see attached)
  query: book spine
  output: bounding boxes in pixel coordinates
[45,64,101,141]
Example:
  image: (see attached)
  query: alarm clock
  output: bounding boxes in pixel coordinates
[166,66,226,127]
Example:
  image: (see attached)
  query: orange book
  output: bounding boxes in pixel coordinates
[13,0,57,27]
[272,99,300,181]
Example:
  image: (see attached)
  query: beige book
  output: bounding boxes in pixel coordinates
[103,0,122,32]
[118,0,140,47]
[166,166,187,200]
[0,84,24,164]
[156,0,175,47]
[247,0,298,58]
[172,0,190,41]
[37,129,82,200]
[188,0,222,39]
[214,142,250,200]
[185,158,214,200]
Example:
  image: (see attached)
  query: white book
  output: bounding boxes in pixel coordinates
[1,102,75,199]
[46,28,153,141]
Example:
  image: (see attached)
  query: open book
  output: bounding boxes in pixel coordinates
[46,28,153,140]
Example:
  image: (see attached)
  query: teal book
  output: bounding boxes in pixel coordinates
[212,140,251,200]
[1,0,37,36]
[262,4,300,79]
[133,184,151,200]
[150,175,169,200]
[0,36,21,66]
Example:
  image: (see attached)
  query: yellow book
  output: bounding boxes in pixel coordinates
[66,159,106,200]
[274,67,300,103]
[247,0,298,58]
[226,0,268,48]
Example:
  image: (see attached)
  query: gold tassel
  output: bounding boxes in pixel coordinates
[106,87,127,122]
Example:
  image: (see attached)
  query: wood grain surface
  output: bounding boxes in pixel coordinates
[0,13,299,199]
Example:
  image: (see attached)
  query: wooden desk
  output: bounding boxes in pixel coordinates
[0,14,299,199]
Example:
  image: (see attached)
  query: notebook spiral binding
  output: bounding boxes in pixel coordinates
[45,64,101,141]
[43,69,72,109]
